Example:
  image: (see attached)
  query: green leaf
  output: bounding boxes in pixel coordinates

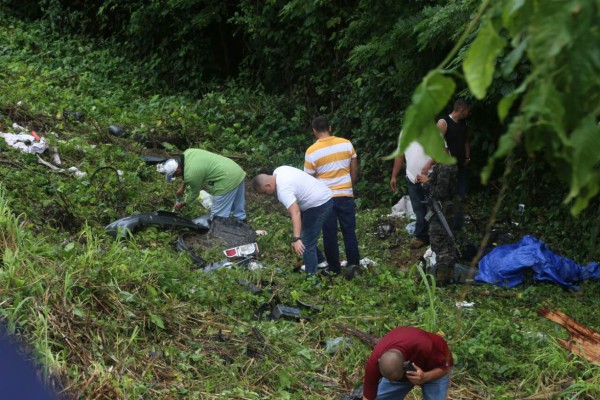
[394,70,455,164]
[565,116,600,215]
[149,312,165,329]
[497,81,527,122]
[463,20,506,99]
[501,36,528,77]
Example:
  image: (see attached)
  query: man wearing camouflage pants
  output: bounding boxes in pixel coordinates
[418,164,457,286]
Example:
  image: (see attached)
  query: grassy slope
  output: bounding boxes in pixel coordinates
[1,9,599,400]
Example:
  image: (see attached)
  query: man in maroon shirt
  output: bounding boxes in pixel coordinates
[362,326,453,400]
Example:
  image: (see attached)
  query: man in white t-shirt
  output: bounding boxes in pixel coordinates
[252,166,333,275]
[390,141,432,249]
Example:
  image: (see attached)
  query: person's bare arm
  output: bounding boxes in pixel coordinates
[406,365,449,385]
[437,118,447,135]
[390,155,404,191]
[288,202,305,255]
[350,157,359,185]
[176,182,186,198]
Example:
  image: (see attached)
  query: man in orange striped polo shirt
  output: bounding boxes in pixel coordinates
[304,116,360,274]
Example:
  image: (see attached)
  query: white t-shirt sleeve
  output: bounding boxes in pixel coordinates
[277,186,297,210]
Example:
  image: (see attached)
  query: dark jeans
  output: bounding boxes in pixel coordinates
[322,196,360,273]
[301,199,333,275]
[454,166,468,231]
[406,177,429,242]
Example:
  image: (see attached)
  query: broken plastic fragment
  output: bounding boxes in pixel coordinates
[455,301,475,308]
[271,305,302,320]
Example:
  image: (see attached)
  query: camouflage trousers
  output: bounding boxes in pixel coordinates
[429,200,457,285]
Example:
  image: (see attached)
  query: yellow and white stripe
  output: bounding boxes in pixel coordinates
[304,137,356,197]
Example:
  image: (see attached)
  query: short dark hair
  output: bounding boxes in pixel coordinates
[453,99,470,111]
[311,116,330,133]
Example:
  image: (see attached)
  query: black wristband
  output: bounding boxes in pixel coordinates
[291,236,301,242]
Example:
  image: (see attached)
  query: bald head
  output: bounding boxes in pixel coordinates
[379,350,405,381]
[252,174,276,194]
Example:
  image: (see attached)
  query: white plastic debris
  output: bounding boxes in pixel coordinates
[12,123,26,132]
[360,258,378,267]
[325,337,352,354]
[455,301,475,308]
[1,133,47,154]
[423,247,437,268]
[198,190,214,209]
[68,166,87,178]
[388,195,416,219]
[405,221,416,235]
[255,230,268,236]
[51,146,62,165]
[248,260,265,271]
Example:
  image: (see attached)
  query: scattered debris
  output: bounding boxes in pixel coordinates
[538,307,600,364]
[376,223,395,239]
[455,301,475,308]
[296,299,322,313]
[255,230,268,236]
[108,125,125,137]
[332,323,380,348]
[271,305,302,320]
[238,279,264,295]
[325,336,352,354]
[359,258,378,267]
[51,146,61,165]
[388,195,416,219]
[340,384,364,400]
[405,220,416,235]
[223,243,259,258]
[105,211,209,239]
[209,216,256,248]
[63,110,85,122]
[1,132,47,154]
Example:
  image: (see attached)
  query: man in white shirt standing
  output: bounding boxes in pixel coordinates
[252,166,333,276]
[390,141,432,249]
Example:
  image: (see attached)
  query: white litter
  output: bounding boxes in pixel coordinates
[360,258,378,267]
[423,247,437,268]
[455,301,475,308]
[1,133,47,154]
[388,195,416,219]
[255,230,268,236]
[198,190,214,209]
[300,261,328,271]
[405,221,416,235]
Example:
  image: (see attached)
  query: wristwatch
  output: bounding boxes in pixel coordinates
[291,236,301,242]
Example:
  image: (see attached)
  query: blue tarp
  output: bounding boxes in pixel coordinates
[475,235,600,290]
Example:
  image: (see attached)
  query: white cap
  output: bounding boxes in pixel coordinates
[157,159,179,182]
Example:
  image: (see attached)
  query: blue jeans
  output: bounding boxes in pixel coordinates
[211,181,246,221]
[322,196,360,273]
[407,177,429,242]
[376,368,452,400]
[301,199,333,275]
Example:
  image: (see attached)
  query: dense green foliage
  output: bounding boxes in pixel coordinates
[1,1,600,399]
